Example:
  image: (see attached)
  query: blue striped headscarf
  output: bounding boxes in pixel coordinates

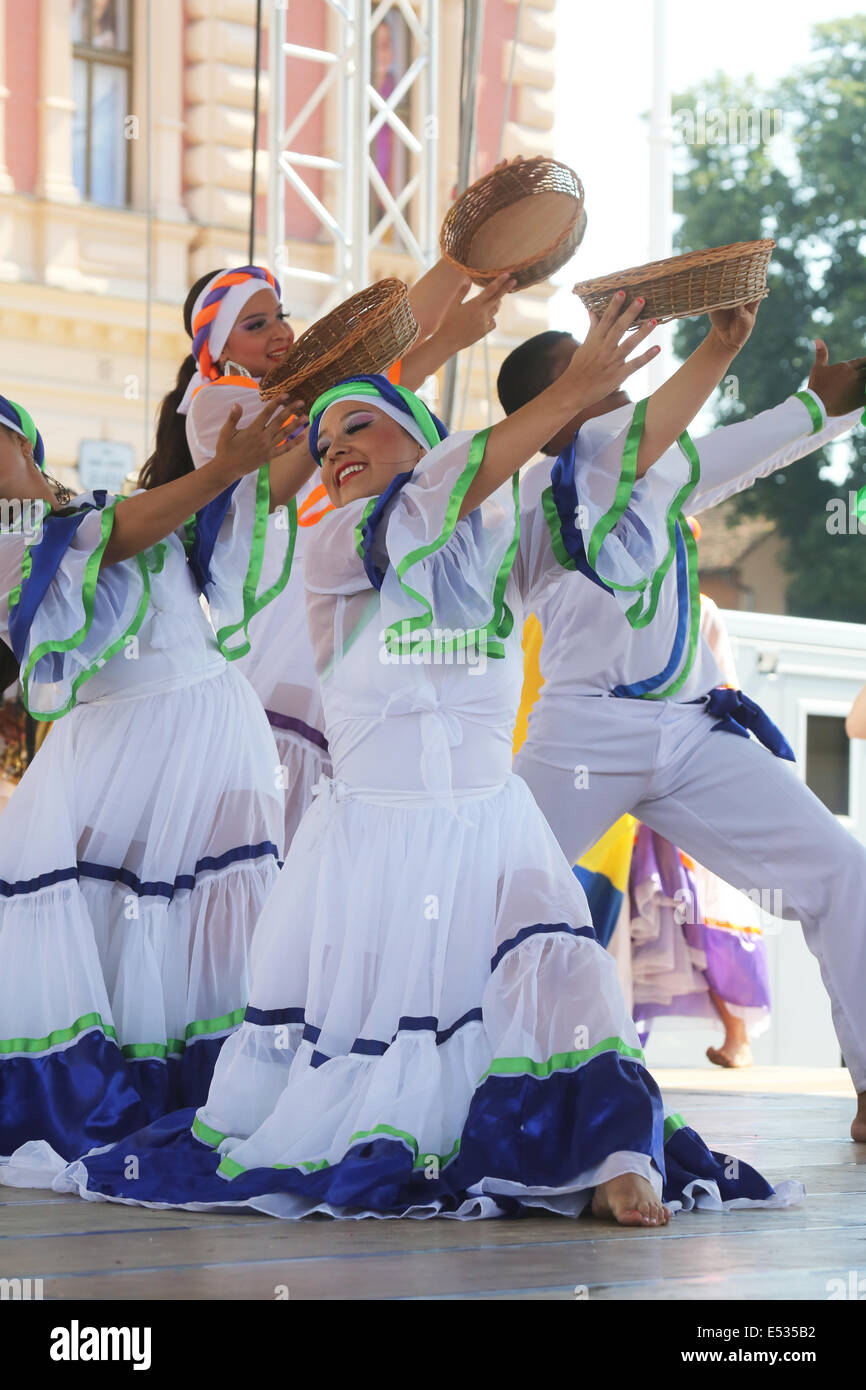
[0,396,45,469]
[308,374,448,463]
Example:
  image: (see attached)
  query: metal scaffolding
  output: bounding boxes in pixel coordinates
[268,0,440,316]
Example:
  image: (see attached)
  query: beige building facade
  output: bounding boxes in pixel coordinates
[0,0,559,488]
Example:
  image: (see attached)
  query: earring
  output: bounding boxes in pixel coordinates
[222,359,253,380]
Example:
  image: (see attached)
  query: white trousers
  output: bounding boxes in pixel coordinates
[514,695,866,1091]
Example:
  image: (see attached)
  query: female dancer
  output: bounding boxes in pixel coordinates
[0,389,312,1162]
[49,296,799,1222]
[147,261,512,849]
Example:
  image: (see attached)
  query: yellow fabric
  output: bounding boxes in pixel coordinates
[578,813,637,891]
[512,613,544,755]
[512,614,636,883]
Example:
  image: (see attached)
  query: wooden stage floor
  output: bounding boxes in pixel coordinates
[2,1067,864,1302]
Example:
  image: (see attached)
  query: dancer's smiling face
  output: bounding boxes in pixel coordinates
[317,401,424,507]
[218,288,294,379]
[0,426,55,508]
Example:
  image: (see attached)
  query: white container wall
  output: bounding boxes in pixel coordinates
[644,609,866,1073]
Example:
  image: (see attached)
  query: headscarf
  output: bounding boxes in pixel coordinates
[0,396,45,469]
[308,374,448,463]
[177,265,282,415]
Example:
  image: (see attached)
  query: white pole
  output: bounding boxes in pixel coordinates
[648,0,672,390]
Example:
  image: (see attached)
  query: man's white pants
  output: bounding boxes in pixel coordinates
[514,695,866,1091]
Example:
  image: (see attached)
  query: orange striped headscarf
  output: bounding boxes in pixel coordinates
[178,265,282,416]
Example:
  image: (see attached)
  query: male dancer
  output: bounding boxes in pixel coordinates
[502,325,866,1139]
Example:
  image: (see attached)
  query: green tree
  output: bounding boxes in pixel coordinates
[671,16,866,621]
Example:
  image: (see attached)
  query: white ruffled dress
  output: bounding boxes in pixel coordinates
[0,472,287,1161]
[45,432,800,1217]
[187,382,332,850]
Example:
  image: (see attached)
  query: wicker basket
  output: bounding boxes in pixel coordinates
[259,278,419,404]
[573,240,775,324]
[440,157,586,291]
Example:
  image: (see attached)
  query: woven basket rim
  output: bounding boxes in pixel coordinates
[440,156,585,281]
[260,278,417,400]
[573,239,775,296]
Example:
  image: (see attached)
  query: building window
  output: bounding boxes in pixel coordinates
[805,714,850,816]
[72,0,132,207]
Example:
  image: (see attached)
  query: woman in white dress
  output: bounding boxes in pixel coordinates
[43,297,801,1222]
[148,261,513,850]
[0,389,312,1161]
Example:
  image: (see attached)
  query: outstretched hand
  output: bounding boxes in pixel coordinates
[560,293,659,404]
[212,397,309,485]
[441,272,516,350]
[808,340,866,417]
[707,299,762,354]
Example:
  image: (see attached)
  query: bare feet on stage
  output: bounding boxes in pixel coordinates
[707,993,753,1069]
[851,1092,866,1144]
[706,1040,753,1069]
[590,1173,671,1227]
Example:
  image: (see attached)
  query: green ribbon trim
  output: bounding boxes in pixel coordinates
[121,1007,248,1060]
[0,1004,247,1061]
[0,1011,118,1056]
[17,499,155,723]
[354,497,377,560]
[541,484,577,571]
[476,1035,645,1085]
[383,428,519,661]
[587,399,645,572]
[663,1112,687,1142]
[638,515,702,699]
[212,464,272,661]
[207,1036,645,1181]
[215,1123,464,1181]
[580,401,703,637]
[6,500,49,609]
[793,389,824,435]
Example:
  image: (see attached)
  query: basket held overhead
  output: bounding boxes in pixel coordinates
[573,240,776,324]
[259,279,420,405]
[440,156,586,291]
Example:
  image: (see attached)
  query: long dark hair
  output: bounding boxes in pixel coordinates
[138,269,226,490]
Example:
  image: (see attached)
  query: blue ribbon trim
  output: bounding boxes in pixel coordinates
[705,687,795,761]
[549,441,615,595]
[67,1050,668,1211]
[184,481,241,594]
[7,495,108,662]
[0,841,281,903]
[611,523,690,699]
[490,921,596,974]
[356,470,415,590]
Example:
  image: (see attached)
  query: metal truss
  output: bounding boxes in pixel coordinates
[268,0,440,315]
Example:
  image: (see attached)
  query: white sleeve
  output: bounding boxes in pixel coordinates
[186,381,270,467]
[1,494,155,720]
[688,390,862,516]
[184,381,297,659]
[347,429,520,659]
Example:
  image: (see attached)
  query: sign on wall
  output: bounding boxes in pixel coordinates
[77,440,137,494]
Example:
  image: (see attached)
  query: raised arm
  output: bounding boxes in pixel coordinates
[407,258,474,341]
[101,398,298,568]
[400,273,514,391]
[686,342,866,515]
[458,293,658,518]
[635,301,761,474]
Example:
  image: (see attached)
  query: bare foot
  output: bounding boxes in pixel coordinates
[706,1041,753,1069]
[590,1172,670,1227]
[852,1091,866,1143]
